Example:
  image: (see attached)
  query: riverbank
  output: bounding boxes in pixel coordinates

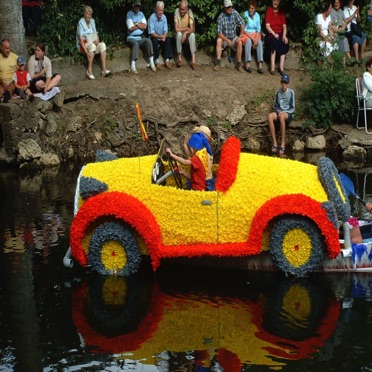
[1,45,372,167]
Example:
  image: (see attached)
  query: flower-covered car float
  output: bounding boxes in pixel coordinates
[67,136,351,277]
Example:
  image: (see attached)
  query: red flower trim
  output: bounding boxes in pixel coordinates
[70,192,339,272]
[70,192,162,268]
[251,297,340,359]
[218,348,242,371]
[72,280,165,353]
[248,194,341,259]
[215,136,241,193]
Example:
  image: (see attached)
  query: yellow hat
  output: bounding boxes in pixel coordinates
[192,125,212,141]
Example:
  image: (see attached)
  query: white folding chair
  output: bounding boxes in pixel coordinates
[355,77,372,134]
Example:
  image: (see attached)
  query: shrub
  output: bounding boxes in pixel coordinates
[299,57,355,129]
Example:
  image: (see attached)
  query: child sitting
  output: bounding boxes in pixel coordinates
[13,56,34,101]
[166,131,213,191]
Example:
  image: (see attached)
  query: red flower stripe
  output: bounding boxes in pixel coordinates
[72,280,165,353]
[70,192,162,267]
[70,192,339,272]
[250,297,340,360]
[215,136,241,193]
[248,194,341,258]
[218,348,242,371]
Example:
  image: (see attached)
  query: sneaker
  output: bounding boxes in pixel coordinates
[213,64,220,71]
[165,61,172,69]
[2,90,11,103]
[245,66,252,73]
[131,67,138,74]
[86,70,95,80]
[150,64,156,71]
[258,68,264,74]
[101,69,111,77]
[236,65,244,73]
[156,64,162,71]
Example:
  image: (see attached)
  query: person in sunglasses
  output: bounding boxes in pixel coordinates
[267,73,295,156]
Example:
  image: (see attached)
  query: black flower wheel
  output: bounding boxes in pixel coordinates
[88,221,141,276]
[318,157,350,222]
[270,216,325,277]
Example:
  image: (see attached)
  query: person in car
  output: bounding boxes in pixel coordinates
[166,130,213,191]
[184,126,215,191]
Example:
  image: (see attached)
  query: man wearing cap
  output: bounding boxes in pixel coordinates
[0,38,18,103]
[268,73,295,156]
[126,0,156,74]
[214,0,245,72]
[148,1,173,70]
[174,0,197,70]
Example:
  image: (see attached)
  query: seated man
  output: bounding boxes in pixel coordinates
[126,0,156,73]
[148,1,173,70]
[213,0,245,72]
[174,0,197,70]
[0,38,18,103]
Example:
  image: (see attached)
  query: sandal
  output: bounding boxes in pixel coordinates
[271,145,278,153]
[279,147,285,155]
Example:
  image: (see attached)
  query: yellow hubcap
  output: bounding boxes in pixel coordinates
[283,228,311,267]
[101,240,127,272]
[102,277,128,305]
[282,284,311,323]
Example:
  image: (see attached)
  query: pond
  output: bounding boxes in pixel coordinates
[1,158,372,371]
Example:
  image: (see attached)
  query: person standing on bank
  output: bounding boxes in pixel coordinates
[77,5,111,80]
[267,73,295,156]
[174,0,197,70]
[148,1,173,71]
[213,0,245,72]
[126,0,156,74]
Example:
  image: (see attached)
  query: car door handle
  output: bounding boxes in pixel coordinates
[201,200,213,205]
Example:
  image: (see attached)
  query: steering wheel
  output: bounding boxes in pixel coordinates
[166,153,183,188]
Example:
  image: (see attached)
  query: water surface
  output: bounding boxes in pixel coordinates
[1,163,372,371]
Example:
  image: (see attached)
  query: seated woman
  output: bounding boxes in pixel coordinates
[344,0,366,64]
[264,0,289,75]
[27,42,62,94]
[316,0,337,60]
[242,0,264,74]
[362,58,372,108]
[330,0,351,65]
[77,5,110,80]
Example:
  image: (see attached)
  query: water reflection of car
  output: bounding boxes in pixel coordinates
[71,272,340,369]
[68,136,350,277]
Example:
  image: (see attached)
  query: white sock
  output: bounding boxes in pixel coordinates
[155,59,159,65]
[149,56,154,66]
[165,58,169,63]
[131,61,136,70]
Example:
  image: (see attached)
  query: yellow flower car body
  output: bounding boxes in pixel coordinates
[69,137,350,276]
